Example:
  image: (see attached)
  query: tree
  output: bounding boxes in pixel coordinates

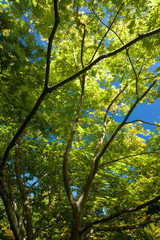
[0,0,160,239]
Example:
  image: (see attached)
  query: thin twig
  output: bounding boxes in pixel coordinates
[126,49,139,98]
[100,151,160,167]
[89,3,124,63]
[27,173,48,192]
[72,46,80,72]
[80,23,86,68]
[126,119,160,126]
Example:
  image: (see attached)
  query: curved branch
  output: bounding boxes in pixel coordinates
[126,119,160,127]
[80,23,86,68]
[100,151,159,167]
[45,0,60,88]
[126,49,139,98]
[81,194,160,234]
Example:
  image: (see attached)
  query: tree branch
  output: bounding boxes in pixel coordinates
[72,46,80,74]
[27,173,48,193]
[45,0,60,88]
[81,194,160,234]
[85,216,160,238]
[92,9,139,99]
[100,151,159,167]
[126,119,160,127]
[80,23,86,68]
[0,91,48,171]
[126,49,139,98]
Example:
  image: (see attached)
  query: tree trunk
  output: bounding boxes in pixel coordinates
[71,204,81,240]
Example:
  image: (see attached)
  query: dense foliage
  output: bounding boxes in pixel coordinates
[0,0,160,239]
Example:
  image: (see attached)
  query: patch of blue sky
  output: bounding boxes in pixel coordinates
[128,100,160,131]
[71,186,79,194]
[110,78,121,89]
[149,61,160,73]
[111,62,160,139]
[69,88,77,95]
[127,61,160,132]
[26,176,39,187]
[34,29,48,47]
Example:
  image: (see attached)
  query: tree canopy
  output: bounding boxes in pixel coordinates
[0,0,160,239]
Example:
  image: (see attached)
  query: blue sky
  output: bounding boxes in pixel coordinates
[128,99,160,131]
[113,61,160,141]
[128,62,160,133]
